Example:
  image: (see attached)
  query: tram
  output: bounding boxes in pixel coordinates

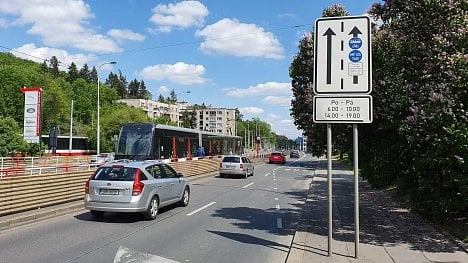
[114,123,242,160]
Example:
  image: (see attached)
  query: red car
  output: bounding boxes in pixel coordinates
[269,152,286,164]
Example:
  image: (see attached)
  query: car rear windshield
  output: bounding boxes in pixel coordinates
[93,167,138,181]
[222,157,240,163]
[271,153,282,156]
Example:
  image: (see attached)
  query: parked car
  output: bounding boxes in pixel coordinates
[84,160,190,220]
[290,150,300,158]
[219,155,254,179]
[89,153,114,166]
[269,151,286,164]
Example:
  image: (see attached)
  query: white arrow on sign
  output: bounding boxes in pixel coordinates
[314,16,372,94]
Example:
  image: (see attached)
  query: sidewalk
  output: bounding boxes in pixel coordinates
[286,160,468,263]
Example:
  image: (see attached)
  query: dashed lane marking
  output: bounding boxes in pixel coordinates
[242,182,254,189]
[187,202,216,216]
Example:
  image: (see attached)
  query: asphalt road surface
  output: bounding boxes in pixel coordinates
[0,154,317,263]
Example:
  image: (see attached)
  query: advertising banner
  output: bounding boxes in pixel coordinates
[20,86,42,143]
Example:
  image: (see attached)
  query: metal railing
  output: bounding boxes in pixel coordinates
[0,156,98,178]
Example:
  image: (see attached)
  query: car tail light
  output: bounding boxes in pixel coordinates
[240,163,244,169]
[85,173,96,194]
[132,169,145,196]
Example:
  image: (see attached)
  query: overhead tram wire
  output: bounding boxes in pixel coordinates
[0,23,311,64]
[0,45,72,70]
[95,23,311,57]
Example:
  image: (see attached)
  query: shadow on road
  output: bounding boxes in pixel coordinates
[208,230,290,253]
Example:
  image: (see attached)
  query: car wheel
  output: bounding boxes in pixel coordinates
[143,196,159,220]
[90,210,104,218]
[179,187,190,207]
[244,171,248,179]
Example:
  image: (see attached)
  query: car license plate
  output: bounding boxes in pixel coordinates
[99,189,119,195]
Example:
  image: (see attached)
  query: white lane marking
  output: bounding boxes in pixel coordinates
[273,187,277,190]
[264,173,270,177]
[242,182,254,189]
[285,169,291,171]
[187,202,216,216]
[277,218,283,229]
[114,246,181,263]
[273,178,276,181]
[275,198,279,201]
[276,204,280,210]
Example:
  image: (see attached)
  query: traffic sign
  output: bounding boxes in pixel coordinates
[313,95,373,123]
[314,16,371,94]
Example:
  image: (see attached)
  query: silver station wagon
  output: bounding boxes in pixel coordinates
[219,155,254,179]
[84,160,190,220]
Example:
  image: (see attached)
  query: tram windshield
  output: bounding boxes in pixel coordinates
[116,124,153,159]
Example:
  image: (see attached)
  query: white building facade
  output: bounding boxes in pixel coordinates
[118,99,187,124]
[195,108,236,136]
[118,99,236,136]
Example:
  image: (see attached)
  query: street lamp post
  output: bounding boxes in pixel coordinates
[97,61,116,155]
[176,91,191,127]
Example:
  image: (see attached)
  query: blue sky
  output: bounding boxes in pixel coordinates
[0,0,380,139]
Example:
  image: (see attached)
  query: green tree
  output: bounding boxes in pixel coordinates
[128,79,139,98]
[368,0,467,220]
[0,117,29,156]
[88,104,151,153]
[289,5,351,157]
[79,63,90,82]
[49,56,60,79]
[67,62,79,83]
[157,94,165,103]
[89,66,98,83]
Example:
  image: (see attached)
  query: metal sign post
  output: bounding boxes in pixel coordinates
[313,15,372,259]
[327,123,333,257]
[353,124,359,257]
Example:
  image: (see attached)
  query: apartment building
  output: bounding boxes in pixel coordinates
[195,108,236,135]
[118,99,187,124]
[118,99,236,136]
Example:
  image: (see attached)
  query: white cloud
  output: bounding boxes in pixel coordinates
[227,82,291,98]
[149,1,208,33]
[159,86,169,94]
[262,96,292,107]
[138,62,206,85]
[268,114,281,119]
[12,43,95,69]
[239,107,264,116]
[281,119,294,124]
[196,18,284,59]
[0,0,121,53]
[107,29,145,43]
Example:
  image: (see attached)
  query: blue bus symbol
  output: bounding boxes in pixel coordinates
[349,50,362,62]
[349,37,362,49]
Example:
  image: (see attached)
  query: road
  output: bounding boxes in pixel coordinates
[0,155,316,263]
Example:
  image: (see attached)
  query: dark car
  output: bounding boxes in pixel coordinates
[290,150,300,158]
[269,152,286,164]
